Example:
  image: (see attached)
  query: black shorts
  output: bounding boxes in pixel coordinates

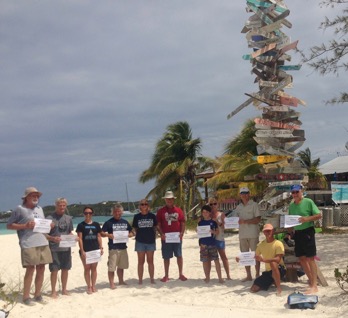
[49,250,72,272]
[253,266,286,290]
[294,226,316,258]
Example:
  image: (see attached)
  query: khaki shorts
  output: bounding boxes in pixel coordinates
[107,249,129,271]
[21,246,53,268]
[239,238,259,252]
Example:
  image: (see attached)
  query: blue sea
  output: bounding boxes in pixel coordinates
[0,214,135,236]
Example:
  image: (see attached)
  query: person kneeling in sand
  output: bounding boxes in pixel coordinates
[250,224,285,296]
[198,205,224,284]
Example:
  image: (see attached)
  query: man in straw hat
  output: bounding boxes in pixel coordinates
[156,190,187,282]
[234,187,261,282]
[7,187,53,306]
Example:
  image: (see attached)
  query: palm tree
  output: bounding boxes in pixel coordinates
[207,119,265,199]
[139,121,212,213]
[297,148,327,189]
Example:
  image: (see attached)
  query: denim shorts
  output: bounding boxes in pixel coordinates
[215,240,225,250]
[135,241,156,252]
[161,241,182,259]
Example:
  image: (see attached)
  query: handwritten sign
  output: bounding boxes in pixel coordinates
[59,235,77,248]
[197,225,211,238]
[86,249,101,264]
[165,232,180,243]
[238,251,256,267]
[33,219,52,233]
[113,231,129,244]
[224,217,239,229]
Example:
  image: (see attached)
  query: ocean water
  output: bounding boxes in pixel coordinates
[0,214,135,236]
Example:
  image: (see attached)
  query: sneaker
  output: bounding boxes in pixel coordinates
[23,298,35,306]
[179,275,188,281]
[160,276,169,282]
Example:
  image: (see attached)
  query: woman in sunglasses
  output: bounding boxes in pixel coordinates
[208,198,232,280]
[132,199,157,284]
[76,206,103,294]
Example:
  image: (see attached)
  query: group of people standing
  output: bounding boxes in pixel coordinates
[7,183,321,305]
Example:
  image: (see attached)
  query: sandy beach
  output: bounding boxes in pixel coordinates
[1,230,348,318]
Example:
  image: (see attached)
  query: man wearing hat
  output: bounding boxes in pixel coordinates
[289,184,322,294]
[250,224,285,295]
[7,187,53,306]
[235,187,261,281]
[156,190,187,282]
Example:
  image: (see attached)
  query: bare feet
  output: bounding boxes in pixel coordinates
[87,287,93,295]
[304,287,318,294]
[276,288,282,296]
[110,283,116,290]
[219,279,225,284]
[119,281,127,286]
[226,276,232,280]
[204,278,210,283]
[150,279,156,284]
[62,291,71,296]
[241,277,253,282]
[92,286,98,293]
[138,280,143,285]
[50,292,58,299]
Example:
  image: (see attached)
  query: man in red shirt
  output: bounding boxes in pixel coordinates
[156,191,187,282]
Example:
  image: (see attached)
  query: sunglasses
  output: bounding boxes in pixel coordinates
[83,212,93,215]
[140,203,148,206]
[209,203,218,206]
[291,191,299,194]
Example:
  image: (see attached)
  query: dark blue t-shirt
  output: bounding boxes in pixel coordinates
[132,212,157,244]
[76,221,101,252]
[198,219,218,246]
[102,218,132,250]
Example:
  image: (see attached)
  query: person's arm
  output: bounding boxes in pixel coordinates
[255,253,283,264]
[97,232,104,255]
[180,220,186,239]
[77,232,85,258]
[239,216,261,225]
[299,213,322,224]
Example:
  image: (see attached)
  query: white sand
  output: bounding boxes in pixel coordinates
[1,231,348,318]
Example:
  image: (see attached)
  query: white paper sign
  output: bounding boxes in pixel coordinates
[33,219,52,233]
[86,249,101,264]
[113,231,129,244]
[224,217,239,229]
[165,232,180,243]
[283,215,301,228]
[197,225,211,238]
[59,235,77,248]
[238,251,256,266]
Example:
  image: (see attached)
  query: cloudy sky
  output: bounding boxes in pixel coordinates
[1,0,347,211]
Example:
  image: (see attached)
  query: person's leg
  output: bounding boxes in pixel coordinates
[50,270,59,298]
[117,268,126,285]
[146,251,155,284]
[214,259,224,283]
[240,239,252,281]
[61,269,69,295]
[270,262,282,295]
[84,263,92,294]
[90,263,98,292]
[218,249,231,280]
[164,259,170,278]
[23,266,35,301]
[299,256,313,285]
[137,252,146,285]
[202,261,211,283]
[306,257,319,294]
[108,271,116,289]
[34,264,45,298]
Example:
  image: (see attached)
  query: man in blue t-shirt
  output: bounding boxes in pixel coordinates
[101,203,133,289]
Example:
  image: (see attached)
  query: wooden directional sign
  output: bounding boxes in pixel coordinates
[247,0,288,13]
[256,129,294,138]
[258,105,290,112]
[268,180,304,187]
[251,43,277,58]
[254,118,301,130]
[280,95,299,106]
[285,141,304,152]
[256,155,289,164]
[257,144,295,156]
[247,3,274,25]
[278,65,302,71]
[279,40,299,55]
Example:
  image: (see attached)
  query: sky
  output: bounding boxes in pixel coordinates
[1,0,347,211]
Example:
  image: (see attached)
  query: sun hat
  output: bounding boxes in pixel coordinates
[290,184,302,192]
[262,223,274,232]
[239,187,250,194]
[162,191,176,199]
[21,187,42,199]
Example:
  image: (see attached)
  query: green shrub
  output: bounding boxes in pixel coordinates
[334,266,348,293]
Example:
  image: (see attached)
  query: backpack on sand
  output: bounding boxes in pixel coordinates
[287,292,318,310]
